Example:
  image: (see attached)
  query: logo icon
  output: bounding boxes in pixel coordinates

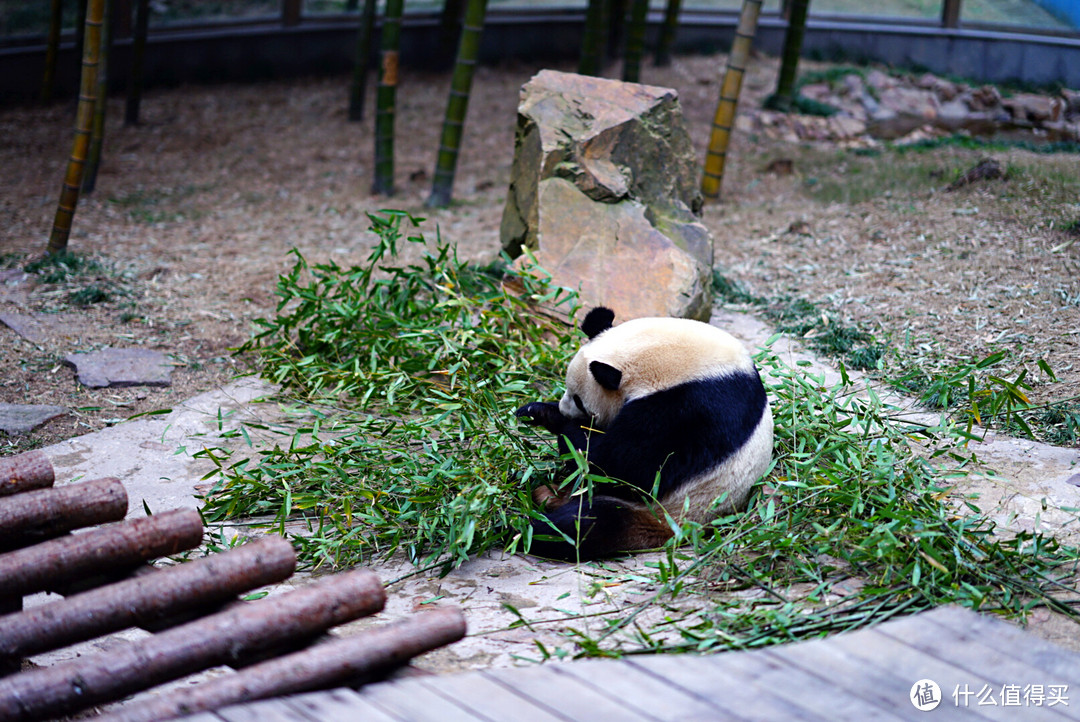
[911,679,942,711]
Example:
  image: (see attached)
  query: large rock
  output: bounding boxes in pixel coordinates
[500,70,713,321]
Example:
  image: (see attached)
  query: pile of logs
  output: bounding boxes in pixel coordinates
[0,449,465,722]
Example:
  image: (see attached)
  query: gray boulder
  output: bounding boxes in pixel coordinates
[500,70,713,321]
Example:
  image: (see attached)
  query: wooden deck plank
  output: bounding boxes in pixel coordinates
[482,665,659,722]
[916,606,1080,679]
[359,677,496,722]
[284,688,402,722]
[627,654,826,721]
[418,670,567,722]
[550,658,734,721]
[822,626,1065,720]
[215,697,315,722]
[702,645,909,721]
[876,612,1077,694]
[765,633,990,720]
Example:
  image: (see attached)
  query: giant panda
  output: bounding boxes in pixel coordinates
[516,306,773,560]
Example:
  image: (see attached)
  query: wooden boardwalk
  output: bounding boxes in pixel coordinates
[181,606,1079,721]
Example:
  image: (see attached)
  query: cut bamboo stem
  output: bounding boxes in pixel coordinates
[46,0,106,254]
[701,0,762,201]
[426,0,490,208]
[98,607,465,722]
[0,537,297,659]
[0,508,204,597]
[0,569,387,722]
[0,477,127,542]
[0,450,55,497]
[372,0,404,196]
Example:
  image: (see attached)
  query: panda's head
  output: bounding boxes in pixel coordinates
[557,307,756,428]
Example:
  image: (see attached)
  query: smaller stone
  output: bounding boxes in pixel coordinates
[0,404,68,435]
[0,311,51,344]
[65,347,173,388]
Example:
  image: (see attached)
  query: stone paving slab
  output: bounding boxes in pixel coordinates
[0,403,68,435]
[0,311,51,345]
[64,347,173,388]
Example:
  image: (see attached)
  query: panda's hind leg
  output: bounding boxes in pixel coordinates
[527,495,672,561]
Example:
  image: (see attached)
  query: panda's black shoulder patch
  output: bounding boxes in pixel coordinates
[581,307,615,340]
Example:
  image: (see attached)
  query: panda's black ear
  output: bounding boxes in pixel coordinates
[589,361,622,391]
[581,307,615,340]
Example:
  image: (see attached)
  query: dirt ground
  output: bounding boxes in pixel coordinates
[2,51,1079,451]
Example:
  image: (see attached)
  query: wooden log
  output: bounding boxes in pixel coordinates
[97,607,466,722]
[0,569,387,722]
[0,450,54,497]
[0,508,203,597]
[0,537,297,659]
[0,477,127,545]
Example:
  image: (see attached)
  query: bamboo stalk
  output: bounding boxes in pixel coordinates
[0,537,296,659]
[0,450,55,497]
[83,0,112,194]
[578,0,607,77]
[439,0,467,60]
[124,0,149,125]
[622,0,649,83]
[372,0,404,196]
[46,0,105,255]
[0,569,387,722]
[426,0,489,208]
[766,0,811,113]
[97,608,466,722]
[608,0,628,61]
[41,0,64,104]
[347,0,378,122]
[701,0,762,201]
[0,508,203,597]
[0,477,126,544]
[654,0,682,67]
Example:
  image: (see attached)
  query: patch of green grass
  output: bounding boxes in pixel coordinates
[897,135,1080,155]
[24,251,106,284]
[107,185,208,224]
[68,285,111,306]
[714,272,1078,446]
[713,273,884,370]
[200,213,1078,658]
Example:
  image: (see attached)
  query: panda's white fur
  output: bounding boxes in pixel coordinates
[517,307,774,560]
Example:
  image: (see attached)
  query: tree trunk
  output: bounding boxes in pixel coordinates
[372,0,404,196]
[622,0,649,82]
[83,0,112,194]
[578,0,607,77]
[765,0,810,112]
[124,0,149,125]
[46,0,105,255]
[41,0,64,104]
[427,0,489,208]
[701,0,762,201]
[347,0,377,122]
[654,0,682,67]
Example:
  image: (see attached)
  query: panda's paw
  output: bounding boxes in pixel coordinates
[533,483,570,509]
[515,401,565,431]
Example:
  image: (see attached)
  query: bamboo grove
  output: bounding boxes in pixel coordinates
[39,0,808,253]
